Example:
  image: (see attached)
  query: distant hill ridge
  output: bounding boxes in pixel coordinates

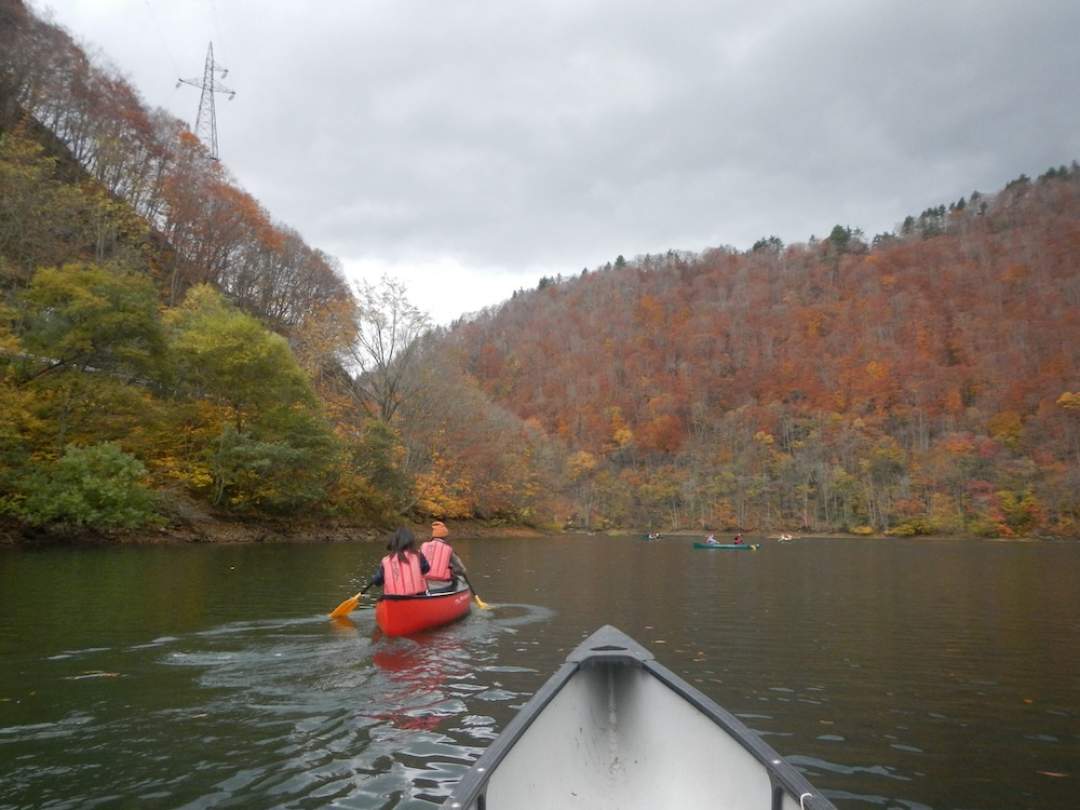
[440,167,1080,535]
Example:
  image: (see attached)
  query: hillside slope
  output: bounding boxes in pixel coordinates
[443,170,1080,535]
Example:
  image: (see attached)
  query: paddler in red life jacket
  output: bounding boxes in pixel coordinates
[733,533,744,545]
[370,527,430,596]
[420,521,468,594]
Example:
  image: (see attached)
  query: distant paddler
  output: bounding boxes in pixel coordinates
[420,521,468,593]
[329,527,430,617]
[373,527,431,595]
[422,520,490,609]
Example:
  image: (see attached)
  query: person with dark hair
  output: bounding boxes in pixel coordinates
[421,520,468,593]
[369,527,431,596]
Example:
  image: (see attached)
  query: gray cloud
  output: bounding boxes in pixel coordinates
[46,0,1080,279]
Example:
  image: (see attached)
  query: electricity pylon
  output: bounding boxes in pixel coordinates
[177,42,235,161]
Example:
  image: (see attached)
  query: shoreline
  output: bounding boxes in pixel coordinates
[0,516,554,547]
[1,518,1066,547]
[602,529,1066,543]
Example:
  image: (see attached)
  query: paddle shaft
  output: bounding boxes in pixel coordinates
[461,571,482,601]
[460,571,491,609]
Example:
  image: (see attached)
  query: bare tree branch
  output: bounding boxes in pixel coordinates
[344,276,431,422]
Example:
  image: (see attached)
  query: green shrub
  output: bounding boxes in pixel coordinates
[207,421,337,513]
[885,523,917,537]
[14,443,158,529]
[996,490,1042,535]
[966,517,1005,538]
[886,519,934,537]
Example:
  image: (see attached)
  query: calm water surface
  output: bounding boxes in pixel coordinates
[1,536,1078,809]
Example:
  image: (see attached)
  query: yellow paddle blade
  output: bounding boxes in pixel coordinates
[473,594,490,610]
[329,592,361,618]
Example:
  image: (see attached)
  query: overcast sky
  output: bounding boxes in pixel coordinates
[40,0,1080,323]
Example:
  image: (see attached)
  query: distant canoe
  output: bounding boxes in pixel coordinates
[693,542,759,550]
[442,625,837,809]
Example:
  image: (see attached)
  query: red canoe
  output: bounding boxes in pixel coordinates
[375,584,472,636]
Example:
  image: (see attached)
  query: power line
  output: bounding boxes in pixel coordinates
[177,42,236,161]
[207,0,225,58]
[141,0,181,79]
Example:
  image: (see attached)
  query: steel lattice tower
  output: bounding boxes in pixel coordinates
[178,42,235,160]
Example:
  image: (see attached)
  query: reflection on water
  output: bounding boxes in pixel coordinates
[1,538,1078,809]
[0,566,553,810]
[157,605,551,808]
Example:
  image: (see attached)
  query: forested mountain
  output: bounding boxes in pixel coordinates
[2,0,1078,539]
[441,170,1080,537]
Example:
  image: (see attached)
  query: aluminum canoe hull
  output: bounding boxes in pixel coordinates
[443,625,836,810]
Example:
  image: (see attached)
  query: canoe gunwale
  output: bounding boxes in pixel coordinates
[693,542,761,550]
[446,661,578,807]
[443,625,837,810]
[377,583,471,602]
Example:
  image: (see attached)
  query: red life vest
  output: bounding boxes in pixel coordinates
[421,539,453,582]
[381,551,427,595]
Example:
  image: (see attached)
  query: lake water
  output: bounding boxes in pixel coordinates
[1,535,1077,809]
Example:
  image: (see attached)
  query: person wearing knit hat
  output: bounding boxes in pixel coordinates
[421,521,468,593]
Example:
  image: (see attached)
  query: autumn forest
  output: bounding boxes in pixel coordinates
[2,0,1079,540]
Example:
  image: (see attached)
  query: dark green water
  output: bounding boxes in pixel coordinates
[1,536,1077,809]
